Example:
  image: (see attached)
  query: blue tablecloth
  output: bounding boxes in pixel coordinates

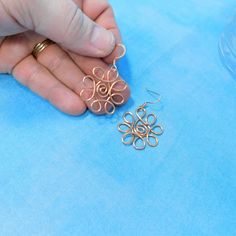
[1,0,236,235]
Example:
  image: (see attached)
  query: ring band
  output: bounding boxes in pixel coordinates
[32,39,54,58]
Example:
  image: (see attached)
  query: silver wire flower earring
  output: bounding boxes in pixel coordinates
[118,90,164,150]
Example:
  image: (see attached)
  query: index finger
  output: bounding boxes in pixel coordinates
[82,0,122,63]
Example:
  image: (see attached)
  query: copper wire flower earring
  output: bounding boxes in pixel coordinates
[118,90,164,150]
[80,44,128,115]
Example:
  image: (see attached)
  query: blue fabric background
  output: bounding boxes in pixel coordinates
[0,0,236,235]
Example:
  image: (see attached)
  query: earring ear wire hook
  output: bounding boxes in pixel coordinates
[112,44,126,67]
[141,89,161,108]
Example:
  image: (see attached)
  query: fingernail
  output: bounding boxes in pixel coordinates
[90,26,115,55]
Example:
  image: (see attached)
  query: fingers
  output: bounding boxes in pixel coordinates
[20,0,115,57]
[2,0,122,63]
[82,0,122,64]
[33,42,109,114]
[37,44,86,91]
[1,0,115,57]
[0,32,45,73]
[12,55,87,115]
[0,31,129,115]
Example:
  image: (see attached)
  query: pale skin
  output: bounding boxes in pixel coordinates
[0,0,130,115]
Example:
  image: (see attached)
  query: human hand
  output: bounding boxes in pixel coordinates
[0,0,130,115]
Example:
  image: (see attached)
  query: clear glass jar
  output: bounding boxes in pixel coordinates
[219,16,236,78]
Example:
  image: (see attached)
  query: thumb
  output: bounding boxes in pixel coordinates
[15,0,115,57]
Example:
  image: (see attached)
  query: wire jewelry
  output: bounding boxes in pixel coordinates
[80,44,127,115]
[118,90,164,150]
